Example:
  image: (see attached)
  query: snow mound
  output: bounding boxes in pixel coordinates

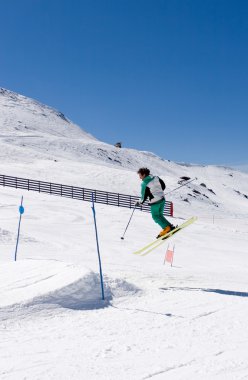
[0,260,139,311]
[0,260,102,310]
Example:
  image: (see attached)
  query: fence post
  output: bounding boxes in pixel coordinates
[91,193,105,301]
[14,196,24,261]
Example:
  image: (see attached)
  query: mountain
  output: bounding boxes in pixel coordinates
[1,88,248,379]
[0,87,176,170]
[1,87,248,218]
[0,87,94,139]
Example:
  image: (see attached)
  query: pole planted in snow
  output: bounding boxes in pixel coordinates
[120,204,137,240]
[91,193,105,301]
[14,196,24,261]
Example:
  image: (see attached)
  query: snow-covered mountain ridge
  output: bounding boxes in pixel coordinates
[1,87,248,218]
[0,87,95,139]
[0,87,174,169]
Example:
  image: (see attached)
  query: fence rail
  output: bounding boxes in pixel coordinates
[0,174,173,216]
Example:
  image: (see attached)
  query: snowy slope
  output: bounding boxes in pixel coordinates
[1,186,248,380]
[1,87,248,218]
[0,87,169,167]
[0,87,95,139]
[1,88,248,380]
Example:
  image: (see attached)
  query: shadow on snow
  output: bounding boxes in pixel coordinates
[160,287,248,298]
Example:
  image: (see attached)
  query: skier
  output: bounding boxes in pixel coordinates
[135,168,175,238]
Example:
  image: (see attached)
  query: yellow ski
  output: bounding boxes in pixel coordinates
[133,217,197,256]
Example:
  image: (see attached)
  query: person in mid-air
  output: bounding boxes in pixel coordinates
[136,167,175,238]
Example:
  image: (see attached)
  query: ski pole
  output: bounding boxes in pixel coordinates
[121,204,137,240]
[164,178,197,195]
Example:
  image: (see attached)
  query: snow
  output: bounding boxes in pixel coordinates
[1,88,248,379]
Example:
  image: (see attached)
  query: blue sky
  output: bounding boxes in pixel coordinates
[1,0,248,166]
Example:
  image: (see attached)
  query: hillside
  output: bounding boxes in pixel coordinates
[1,87,248,219]
[1,88,248,379]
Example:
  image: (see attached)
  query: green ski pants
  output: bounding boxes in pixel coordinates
[150,199,171,229]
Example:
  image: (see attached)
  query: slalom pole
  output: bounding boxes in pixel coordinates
[164,178,197,195]
[14,196,24,261]
[91,193,105,301]
[120,204,137,240]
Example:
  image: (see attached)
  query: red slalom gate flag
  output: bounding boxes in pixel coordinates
[164,244,174,266]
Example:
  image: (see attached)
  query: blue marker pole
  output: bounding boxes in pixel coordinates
[91,193,105,301]
[14,196,24,261]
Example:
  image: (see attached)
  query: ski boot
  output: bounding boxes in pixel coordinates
[156,225,176,239]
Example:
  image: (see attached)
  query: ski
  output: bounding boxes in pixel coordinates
[133,217,197,256]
